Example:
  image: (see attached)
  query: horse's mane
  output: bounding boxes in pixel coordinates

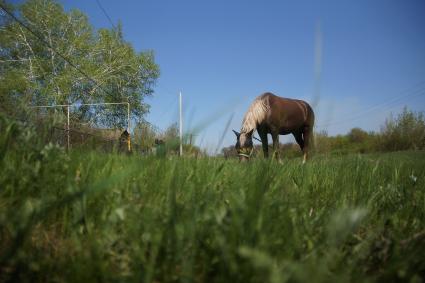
[241,94,270,133]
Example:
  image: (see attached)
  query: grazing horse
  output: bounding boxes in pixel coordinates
[233,92,315,162]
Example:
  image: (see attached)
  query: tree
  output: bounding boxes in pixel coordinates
[379,107,425,151]
[163,122,179,141]
[348,128,369,143]
[0,0,159,127]
[133,120,158,150]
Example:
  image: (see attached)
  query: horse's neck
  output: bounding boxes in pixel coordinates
[241,98,268,133]
[241,121,256,133]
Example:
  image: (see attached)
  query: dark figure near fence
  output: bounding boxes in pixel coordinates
[119,130,132,153]
[154,138,166,157]
[234,92,315,163]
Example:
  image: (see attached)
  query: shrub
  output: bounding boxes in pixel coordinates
[377,107,425,151]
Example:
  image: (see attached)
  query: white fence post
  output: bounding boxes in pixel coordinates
[67,104,70,150]
[179,91,183,157]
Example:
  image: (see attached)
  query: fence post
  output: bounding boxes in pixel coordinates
[127,132,131,152]
[127,103,130,131]
[179,91,183,156]
[67,105,70,151]
[127,103,131,152]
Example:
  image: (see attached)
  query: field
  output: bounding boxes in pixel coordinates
[1,119,425,282]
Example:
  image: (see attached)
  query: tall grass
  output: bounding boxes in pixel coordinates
[1,115,424,282]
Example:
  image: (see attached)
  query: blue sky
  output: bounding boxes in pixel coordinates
[17,0,425,152]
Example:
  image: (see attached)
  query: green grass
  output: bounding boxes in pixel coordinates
[1,117,425,282]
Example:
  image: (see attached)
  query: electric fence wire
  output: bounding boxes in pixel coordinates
[317,80,425,128]
[95,0,116,30]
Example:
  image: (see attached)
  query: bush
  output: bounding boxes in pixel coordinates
[377,107,425,151]
[347,128,369,143]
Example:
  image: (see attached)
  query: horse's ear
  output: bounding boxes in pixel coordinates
[247,129,254,136]
[232,129,240,138]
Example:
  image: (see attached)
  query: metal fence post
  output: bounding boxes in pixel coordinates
[67,105,70,151]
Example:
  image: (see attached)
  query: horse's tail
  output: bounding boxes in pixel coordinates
[306,102,316,151]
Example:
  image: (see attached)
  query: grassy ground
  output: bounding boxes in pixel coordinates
[1,117,425,282]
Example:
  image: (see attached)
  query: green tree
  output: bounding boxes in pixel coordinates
[163,122,179,141]
[0,0,159,127]
[347,127,369,143]
[133,120,158,150]
[379,107,425,151]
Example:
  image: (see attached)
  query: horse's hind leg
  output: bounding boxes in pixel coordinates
[293,132,305,162]
[302,126,313,163]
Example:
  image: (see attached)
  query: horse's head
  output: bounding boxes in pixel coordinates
[233,129,253,162]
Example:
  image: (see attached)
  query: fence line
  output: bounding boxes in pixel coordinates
[3,113,184,155]
[47,125,146,153]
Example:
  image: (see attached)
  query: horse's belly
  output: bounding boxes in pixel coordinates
[278,121,303,134]
[279,129,292,135]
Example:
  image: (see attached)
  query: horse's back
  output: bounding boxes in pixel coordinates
[258,92,314,129]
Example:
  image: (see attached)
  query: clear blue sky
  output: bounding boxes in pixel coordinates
[21,0,425,152]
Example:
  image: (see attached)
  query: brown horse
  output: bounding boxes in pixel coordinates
[234,92,315,162]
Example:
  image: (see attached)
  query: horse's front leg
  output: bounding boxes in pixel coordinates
[271,133,279,160]
[258,130,268,158]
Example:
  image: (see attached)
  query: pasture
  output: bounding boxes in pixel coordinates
[1,119,424,282]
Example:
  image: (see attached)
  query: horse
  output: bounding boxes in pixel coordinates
[233,92,315,162]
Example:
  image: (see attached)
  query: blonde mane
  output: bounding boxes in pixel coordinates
[241,95,270,133]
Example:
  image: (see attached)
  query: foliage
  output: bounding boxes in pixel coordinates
[347,127,369,143]
[313,130,378,156]
[133,120,158,150]
[1,113,425,282]
[162,122,179,141]
[378,107,425,151]
[158,123,203,157]
[0,0,159,127]
[313,108,425,155]
[132,121,203,157]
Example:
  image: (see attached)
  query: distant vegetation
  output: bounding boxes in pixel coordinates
[133,122,204,157]
[222,107,425,158]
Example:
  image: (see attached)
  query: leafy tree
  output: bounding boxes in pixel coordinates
[133,120,158,150]
[348,127,369,143]
[163,122,179,141]
[0,0,159,127]
[314,130,331,153]
[378,107,425,151]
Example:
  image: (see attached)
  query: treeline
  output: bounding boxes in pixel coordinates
[132,122,205,157]
[222,107,425,158]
